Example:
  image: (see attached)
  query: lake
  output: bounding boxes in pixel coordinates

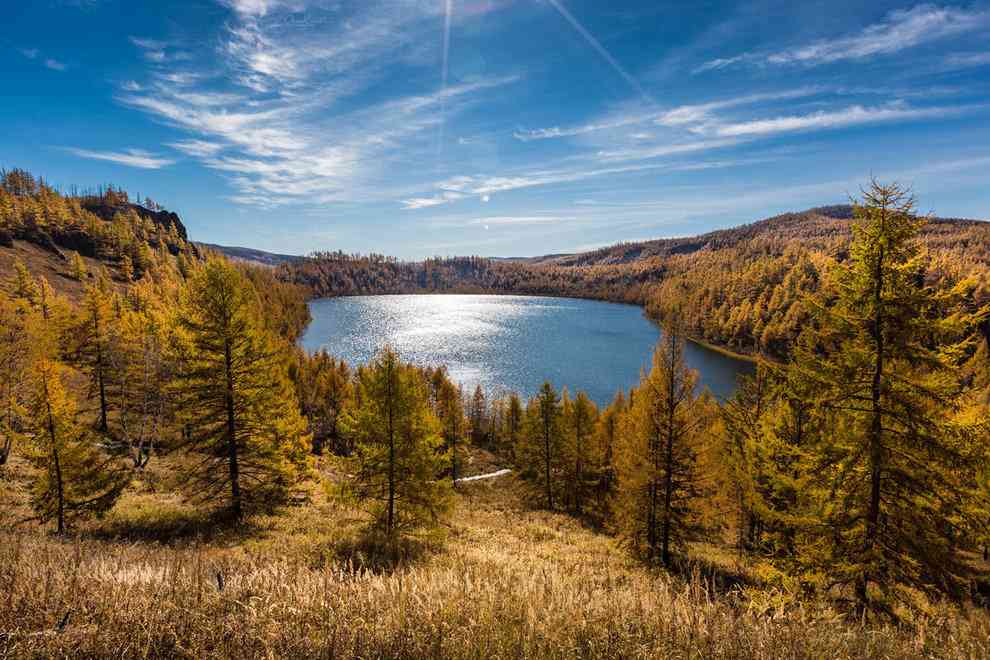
[299,295,753,406]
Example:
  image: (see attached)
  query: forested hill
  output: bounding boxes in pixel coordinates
[278,205,990,359]
[0,169,311,342]
[522,205,990,267]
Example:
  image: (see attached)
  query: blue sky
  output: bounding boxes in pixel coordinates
[2,0,989,257]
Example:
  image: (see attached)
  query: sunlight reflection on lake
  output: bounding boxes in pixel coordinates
[300,295,753,405]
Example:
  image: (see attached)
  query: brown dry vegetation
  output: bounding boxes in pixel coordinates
[3,453,990,659]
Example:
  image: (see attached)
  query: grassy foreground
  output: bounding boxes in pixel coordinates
[2,454,990,659]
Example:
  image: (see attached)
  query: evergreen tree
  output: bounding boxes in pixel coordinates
[614,326,707,565]
[436,376,465,483]
[505,392,523,461]
[11,258,39,305]
[112,305,174,468]
[524,381,563,510]
[120,254,134,282]
[23,311,128,533]
[70,274,115,432]
[70,251,87,281]
[469,384,488,446]
[791,181,986,613]
[594,391,625,518]
[562,390,598,515]
[172,260,312,518]
[0,293,30,466]
[348,347,451,537]
[720,365,773,551]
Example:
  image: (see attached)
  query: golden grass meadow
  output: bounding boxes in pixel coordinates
[3,449,990,660]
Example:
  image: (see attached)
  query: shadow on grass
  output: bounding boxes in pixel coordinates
[655,552,756,596]
[83,503,267,546]
[316,526,440,575]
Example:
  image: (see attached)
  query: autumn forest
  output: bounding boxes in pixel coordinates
[3,168,990,657]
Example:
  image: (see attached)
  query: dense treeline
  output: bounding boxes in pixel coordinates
[279,251,649,303]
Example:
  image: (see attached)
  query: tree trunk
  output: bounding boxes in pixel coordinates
[223,340,241,519]
[543,414,554,511]
[95,317,108,432]
[386,361,396,536]
[661,349,676,567]
[661,427,674,567]
[42,371,65,534]
[862,215,887,612]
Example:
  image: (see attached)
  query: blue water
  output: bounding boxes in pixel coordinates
[299,295,753,407]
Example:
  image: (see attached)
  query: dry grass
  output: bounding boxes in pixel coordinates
[2,457,990,658]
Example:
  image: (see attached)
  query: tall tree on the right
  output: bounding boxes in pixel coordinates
[791,180,986,615]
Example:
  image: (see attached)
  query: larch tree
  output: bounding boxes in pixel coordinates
[791,180,986,614]
[112,304,174,469]
[594,391,625,519]
[348,347,451,538]
[70,251,87,281]
[469,384,488,447]
[524,381,563,510]
[69,274,115,432]
[436,376,465,484]
[23,311,128,534]
[505,392,524,462]
[614,325,707,565]
[562,390,598,515]
[0,293,31,466]
[172,259,312,519]
[11,258,39,305]
[720,364,773,551]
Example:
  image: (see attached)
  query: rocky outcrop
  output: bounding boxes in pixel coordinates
[80,200,189,241]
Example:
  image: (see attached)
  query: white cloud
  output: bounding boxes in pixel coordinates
[691,55,745,74]
[63,147,176,169]
[223,0,284,17]
[20,48,39,59]
[168,139,224,157]
[655,89,820,127]
[942,52,990,69]
[697,5,990,72]
[44,58,66,71]
[405,158,744,209]
[159,72,201,85]
[402,191,468,210]
[129,37,166,50]
[514,114,651,141]
[467,216,568,226]
[594,138,740,163]
[515,88,819,141]
[706,103,965,138]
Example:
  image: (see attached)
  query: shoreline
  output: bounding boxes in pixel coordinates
[301,292,759,367]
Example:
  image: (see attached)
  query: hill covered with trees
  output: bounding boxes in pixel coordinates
[279,205,990,359]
